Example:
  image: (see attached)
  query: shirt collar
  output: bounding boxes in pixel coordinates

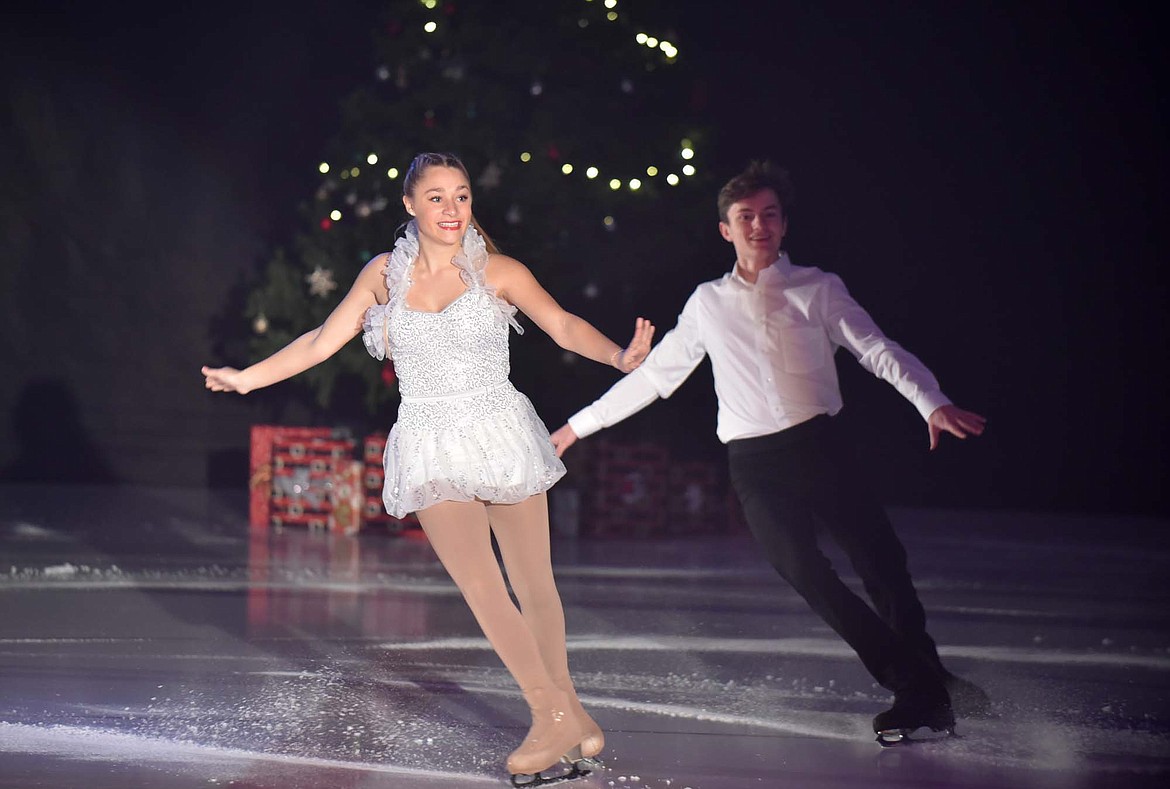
[728,252,791,288]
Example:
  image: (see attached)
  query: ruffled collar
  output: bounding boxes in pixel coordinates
[384,220,521,333]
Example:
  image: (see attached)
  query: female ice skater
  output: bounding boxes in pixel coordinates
[202,152,655,783]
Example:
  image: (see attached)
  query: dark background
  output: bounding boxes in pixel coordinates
[1,2,1164,518]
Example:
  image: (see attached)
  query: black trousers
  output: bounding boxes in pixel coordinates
[728,414,943,694]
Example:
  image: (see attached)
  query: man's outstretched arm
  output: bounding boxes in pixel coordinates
[551,292,708,457]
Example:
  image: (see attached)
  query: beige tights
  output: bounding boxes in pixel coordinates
[415,494,601,767]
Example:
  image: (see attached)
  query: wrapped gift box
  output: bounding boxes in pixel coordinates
[250,426,332,530]
[250,425,356,532]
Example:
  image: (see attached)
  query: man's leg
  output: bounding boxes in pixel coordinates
[817,485,940,665]
[727,420,938,696]
[818,420,991,717]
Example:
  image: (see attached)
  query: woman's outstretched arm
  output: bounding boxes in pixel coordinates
[202,254,388,394]
[488,254,654,372]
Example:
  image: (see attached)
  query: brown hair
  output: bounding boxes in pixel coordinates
[402,152,501,254]
[717,160,796,223]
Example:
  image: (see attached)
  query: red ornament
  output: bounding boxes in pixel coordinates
[381,360,397,388]
[546,144,560,160]
[320,218,332,230]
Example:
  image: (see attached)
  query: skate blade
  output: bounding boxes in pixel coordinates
[510,759,592,787]
[876,725,957,747]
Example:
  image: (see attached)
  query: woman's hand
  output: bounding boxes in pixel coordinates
[613,317,655,373]
[202,366,249,394]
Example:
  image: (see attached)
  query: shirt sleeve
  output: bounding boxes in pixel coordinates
[568,290,709,439]
[820,273,951,422]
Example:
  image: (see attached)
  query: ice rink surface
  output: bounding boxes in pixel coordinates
[1,484,1167,788]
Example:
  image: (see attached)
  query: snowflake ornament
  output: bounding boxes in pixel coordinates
[306,266,338,298]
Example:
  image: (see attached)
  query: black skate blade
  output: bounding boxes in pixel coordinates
[876,724,957,747]
[510,759,592,787]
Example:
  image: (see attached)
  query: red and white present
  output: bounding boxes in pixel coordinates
[249,425,356,531]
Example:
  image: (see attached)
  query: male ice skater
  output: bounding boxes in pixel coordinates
[549,160,990,744]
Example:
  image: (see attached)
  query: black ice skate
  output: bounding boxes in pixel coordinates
[510,752,599,787]
[873,690,956,747]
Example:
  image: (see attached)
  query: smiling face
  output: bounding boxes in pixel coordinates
[403,164,472,245]
[718,188,787,281]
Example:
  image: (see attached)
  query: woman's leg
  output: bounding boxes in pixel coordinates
[487,493,604,759]
[414,498,584,773]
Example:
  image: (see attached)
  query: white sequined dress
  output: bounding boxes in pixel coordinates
[361,220,566,518]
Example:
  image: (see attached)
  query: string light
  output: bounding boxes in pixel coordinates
[321,0,700,226]
[331,133,700,208]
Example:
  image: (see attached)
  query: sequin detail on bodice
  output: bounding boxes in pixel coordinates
[389,289,511,399]
[362,221,522,398]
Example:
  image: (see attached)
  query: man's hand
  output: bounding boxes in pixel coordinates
[927,404,987,450]
[550,424,579,457]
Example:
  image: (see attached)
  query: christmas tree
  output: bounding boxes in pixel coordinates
[245,0,717,418]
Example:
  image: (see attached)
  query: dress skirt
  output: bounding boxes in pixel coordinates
[381,381,567,518]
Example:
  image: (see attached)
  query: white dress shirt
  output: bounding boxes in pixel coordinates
[568,253,952,444]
